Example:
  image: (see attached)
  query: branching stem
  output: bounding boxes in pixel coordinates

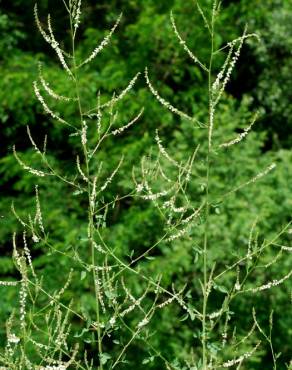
[69,12,104,370]
[202,3,215,368]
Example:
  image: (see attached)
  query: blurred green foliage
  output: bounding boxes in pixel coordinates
[0,0,291,368]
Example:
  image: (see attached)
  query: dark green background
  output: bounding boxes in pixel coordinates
[0,0,291,368]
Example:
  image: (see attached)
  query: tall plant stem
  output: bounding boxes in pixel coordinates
[202,5,215,369]
[69,14,104,370]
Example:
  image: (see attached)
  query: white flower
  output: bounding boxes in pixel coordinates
[137,317,149,329]
[136,184,144,193]
[7,333,20,344]
[109,317,116,326]
[235,282,241,291]
[32,234,39,243]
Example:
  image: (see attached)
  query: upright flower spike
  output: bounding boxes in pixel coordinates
[144,67,198,124]
[170,11,208,72]
[47,14,73,77]
[111,108,144,136]
[34,4,73,77]
[220,112,258,148]
[34,4,51,43]
[38,63,74,102]
[78,13,123,67]
[72,0,82,30]
[33,81,76,129]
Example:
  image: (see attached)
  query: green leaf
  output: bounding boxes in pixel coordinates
[99,353,111,365]
[214,284,229,294]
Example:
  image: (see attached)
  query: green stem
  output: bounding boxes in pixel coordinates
[202,6,215,369]
[69,13,103,370]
